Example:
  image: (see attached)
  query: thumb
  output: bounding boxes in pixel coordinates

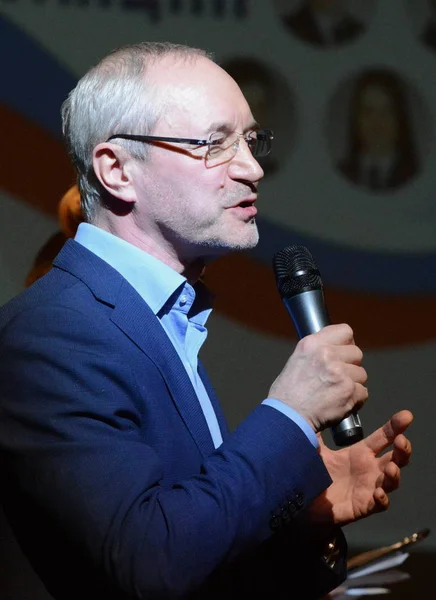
[364,410,413,455]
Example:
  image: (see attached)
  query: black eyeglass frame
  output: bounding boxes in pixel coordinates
[105,129,274,158]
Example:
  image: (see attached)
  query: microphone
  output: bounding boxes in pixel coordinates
[272,244,364,447]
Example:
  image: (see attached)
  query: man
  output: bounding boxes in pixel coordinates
[0,42,412,600]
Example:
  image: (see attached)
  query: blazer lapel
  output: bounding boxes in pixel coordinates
[111,284,217,457]
[53,240,216,458]
[198,361,229,441]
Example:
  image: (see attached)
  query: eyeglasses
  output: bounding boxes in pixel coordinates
[106,129,273,167]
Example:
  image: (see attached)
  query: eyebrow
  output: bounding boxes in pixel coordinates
[206,120,260,135]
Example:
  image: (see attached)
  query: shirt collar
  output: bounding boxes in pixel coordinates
[75,223,188,315]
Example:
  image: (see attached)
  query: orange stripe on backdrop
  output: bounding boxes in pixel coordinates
[2,103,434,349]
[0,104,75,217]
[204,253,436,349]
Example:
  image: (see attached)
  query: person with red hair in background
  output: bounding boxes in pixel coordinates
[25,185,82,287]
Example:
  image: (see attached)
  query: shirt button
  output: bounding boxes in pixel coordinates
[179,295,187,306]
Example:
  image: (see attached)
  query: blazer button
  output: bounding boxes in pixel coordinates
[269,514,281,531]
[296,492,304,507]
[281,506,291,524]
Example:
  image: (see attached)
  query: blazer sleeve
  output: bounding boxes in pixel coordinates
[0,302,346,600]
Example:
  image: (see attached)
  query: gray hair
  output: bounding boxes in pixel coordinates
[61,42,212,222]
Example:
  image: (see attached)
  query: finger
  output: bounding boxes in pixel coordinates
[316,432,326,453]
[344,363,368,385]
[352,382,369,410]
[336,345,364,366]
[392,434,412,468]
[373,488,390,512]
[377,462,401,494]
[378,434,412,471]
[316,323,355,346]
[364,410,414,455]
[378,449,393,470]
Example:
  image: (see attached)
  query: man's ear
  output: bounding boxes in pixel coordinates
[92,143,137,204]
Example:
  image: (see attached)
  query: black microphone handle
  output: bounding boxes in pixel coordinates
[283,289,364,447]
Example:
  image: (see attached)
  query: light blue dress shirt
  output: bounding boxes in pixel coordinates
[75,223,318,449]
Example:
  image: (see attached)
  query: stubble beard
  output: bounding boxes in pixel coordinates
[200,216,259,255]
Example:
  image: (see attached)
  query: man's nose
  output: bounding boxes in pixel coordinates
[227,138,264,182]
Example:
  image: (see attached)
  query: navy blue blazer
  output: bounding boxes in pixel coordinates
[0,240,346,599]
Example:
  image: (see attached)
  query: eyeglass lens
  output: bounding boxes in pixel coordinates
[206,130,272,165]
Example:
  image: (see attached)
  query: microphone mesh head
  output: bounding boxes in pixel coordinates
[273,245,323,299]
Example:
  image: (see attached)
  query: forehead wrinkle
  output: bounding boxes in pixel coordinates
[149,56,256,136]
[146,56,210,131]
[150,86,205,134]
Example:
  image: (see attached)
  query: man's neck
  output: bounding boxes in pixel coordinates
[91,215,206,284]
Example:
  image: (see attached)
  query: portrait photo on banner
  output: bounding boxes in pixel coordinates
[273,0,376,48]
[220,55,298,177]
[406,0,436,54]
[324,67,432,194]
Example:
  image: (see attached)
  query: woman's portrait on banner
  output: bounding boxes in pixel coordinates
[326,68,430,193]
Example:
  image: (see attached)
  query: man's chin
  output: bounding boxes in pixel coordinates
[227,230,259,252]
[226,243,258,257]
[201,236,258,262]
